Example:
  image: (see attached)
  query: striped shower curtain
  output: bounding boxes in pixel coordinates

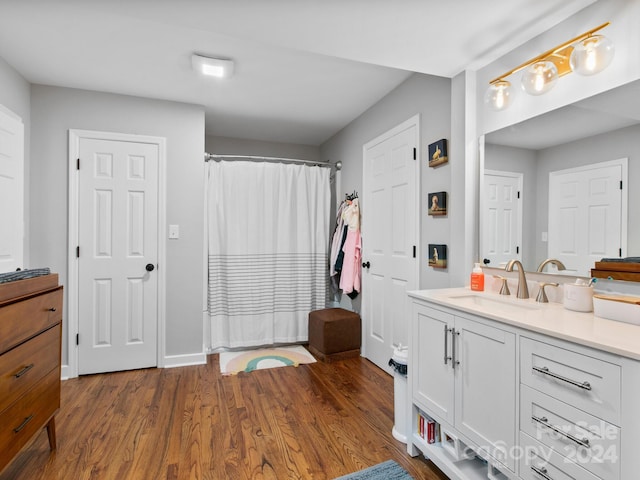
[207,160,330,349]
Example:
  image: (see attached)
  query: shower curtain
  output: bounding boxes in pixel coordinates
[207,160,330,349]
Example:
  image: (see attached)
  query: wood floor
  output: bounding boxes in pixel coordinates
[1,352,448,480]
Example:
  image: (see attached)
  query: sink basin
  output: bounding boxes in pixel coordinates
[445,293,541,312]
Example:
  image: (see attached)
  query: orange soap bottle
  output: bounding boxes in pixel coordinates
[470,263,485,291]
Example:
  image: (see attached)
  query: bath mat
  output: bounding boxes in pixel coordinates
[334,460,413,480]
[219,345,316,375]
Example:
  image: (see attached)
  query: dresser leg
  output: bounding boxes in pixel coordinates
[46,417,57,450]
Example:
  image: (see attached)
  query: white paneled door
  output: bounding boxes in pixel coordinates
[548,159,627,277]
[362,116,418,374]
[481,170,522,268]
[77,136,160,375]
[0,106,24,273]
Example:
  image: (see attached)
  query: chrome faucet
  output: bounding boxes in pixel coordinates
[536,258,566,273]
[505,259,529,299]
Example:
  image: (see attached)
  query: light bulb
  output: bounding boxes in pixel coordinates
[570,35,615,75]
[484,80,513,111]
[521,61,558,95]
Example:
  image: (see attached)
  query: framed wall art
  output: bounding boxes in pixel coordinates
[428,244,447,269]
[428,191,447,216]
[428,139,448,167]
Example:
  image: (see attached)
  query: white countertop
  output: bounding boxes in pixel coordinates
[408,287,640,361]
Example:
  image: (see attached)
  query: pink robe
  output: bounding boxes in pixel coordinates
[339,229,361,296]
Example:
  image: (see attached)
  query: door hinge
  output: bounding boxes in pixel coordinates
[620,180,623,190]
[516,246,520,254]
[517,191,521,199]
[76,333,79,345]
[620,248,623,257]
[413,148,416,160]
[76,246,80,258]
[77,158,80,170]
[413,245,416,258]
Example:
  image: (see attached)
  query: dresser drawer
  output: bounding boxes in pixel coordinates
[519,431,600,480]
[0,288,62,353]
[521,385,620,480]
[0,368,60,467]
[520,336,621,424]
[0,324,61,413]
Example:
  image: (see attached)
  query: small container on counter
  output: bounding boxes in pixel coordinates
[470,263,485,292]
[563,280,594,312]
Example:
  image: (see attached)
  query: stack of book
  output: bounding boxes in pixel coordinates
[417,411,440,444]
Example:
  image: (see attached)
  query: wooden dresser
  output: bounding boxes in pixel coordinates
[0,274,62,472]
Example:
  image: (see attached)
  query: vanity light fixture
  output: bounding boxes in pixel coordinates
[486,22,613,111]
[192,54,235,78]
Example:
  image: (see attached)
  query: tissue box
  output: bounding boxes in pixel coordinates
[593,294,640,326]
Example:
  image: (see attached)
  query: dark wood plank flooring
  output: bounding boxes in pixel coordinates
[1,353,447,480]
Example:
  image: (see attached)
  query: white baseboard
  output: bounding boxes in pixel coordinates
[60,353,207,379]
[163,352,207,369]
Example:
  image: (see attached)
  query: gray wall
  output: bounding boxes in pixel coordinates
[484,144,538,270]
[30,85,206,363]
[319,73,451,299]
[0,56,31,266]
[206,135,320,161]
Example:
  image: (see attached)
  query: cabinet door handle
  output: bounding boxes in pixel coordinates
[531,465,554,480]
[13,415,34,433]
[532,366,592,390]
[451,329,460,368]
[14,363,34,378]
[531,415,591,448]
[443,325,452,365]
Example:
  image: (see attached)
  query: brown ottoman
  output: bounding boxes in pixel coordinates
[308,308,361,362]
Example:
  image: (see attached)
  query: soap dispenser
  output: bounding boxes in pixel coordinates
[471,263,485,291]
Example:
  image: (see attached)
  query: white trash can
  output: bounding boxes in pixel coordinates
[388,344,408,443]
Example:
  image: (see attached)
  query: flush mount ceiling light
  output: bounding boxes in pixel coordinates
[486,22,614,111]
[192,54,234,78]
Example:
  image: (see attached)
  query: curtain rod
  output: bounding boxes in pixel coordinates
[204,153,340,169]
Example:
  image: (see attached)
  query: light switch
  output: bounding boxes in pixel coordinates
[169,224,180,239]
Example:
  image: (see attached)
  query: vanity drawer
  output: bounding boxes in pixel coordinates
[519,431,599,480]
[0,368,60,467]
[520,385,620,480]
[520,337,621,424]
[0,324,61,413]
[0,288,63,353]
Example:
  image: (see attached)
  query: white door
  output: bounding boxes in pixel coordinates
[77,136,159,374]
[548,159,626,277]
[362,116,418,374]
[0,106,24,273]
[481,170,522,268]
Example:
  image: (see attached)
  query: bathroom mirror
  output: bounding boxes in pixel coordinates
[480,79,640,276]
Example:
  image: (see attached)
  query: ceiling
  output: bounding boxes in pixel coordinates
[0,0,595,146]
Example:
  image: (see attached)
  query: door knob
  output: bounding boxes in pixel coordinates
[362,261,370,269]
[483,258,491,265]
[146,263,155,272]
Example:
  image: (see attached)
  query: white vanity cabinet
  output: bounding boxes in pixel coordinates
[411,300,517,476]
[408,289,640,480]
